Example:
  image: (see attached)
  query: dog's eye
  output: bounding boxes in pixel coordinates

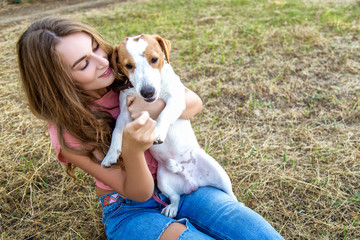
[151,58,158,64]
[125,64,133,70]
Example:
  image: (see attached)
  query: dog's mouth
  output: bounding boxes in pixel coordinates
[144,97,156,103]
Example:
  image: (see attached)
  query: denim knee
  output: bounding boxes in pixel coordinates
[178,187,285,240]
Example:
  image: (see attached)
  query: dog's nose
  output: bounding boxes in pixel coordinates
[140,86,155,99]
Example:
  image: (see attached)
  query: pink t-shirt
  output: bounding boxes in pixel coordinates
[48,89,158,190]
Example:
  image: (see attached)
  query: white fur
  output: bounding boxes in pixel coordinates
[127,37,161,102]
[101,36,237,218]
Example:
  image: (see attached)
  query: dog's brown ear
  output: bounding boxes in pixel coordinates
[111,45,120,78]
[153,35,171,63]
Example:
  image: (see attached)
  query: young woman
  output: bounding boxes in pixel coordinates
[17,17,284,240]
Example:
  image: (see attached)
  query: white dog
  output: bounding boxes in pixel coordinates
[101,34,237,218]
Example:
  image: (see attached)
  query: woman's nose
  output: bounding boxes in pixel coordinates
[93,52,109,68]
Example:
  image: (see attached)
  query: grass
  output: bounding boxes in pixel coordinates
[1,0,360,239]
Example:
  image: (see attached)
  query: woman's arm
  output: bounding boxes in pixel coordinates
[181,88,203,119]
[61,112,156,202]
[127,88,203,120]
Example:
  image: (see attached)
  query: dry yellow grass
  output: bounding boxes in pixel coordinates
[1,0,359,239]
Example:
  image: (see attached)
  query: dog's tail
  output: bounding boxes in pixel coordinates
[194,149,237,200]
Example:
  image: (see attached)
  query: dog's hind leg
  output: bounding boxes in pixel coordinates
[157,163,183,218]
[161,192,181,218]
[165,159,199,194]
[194,149,237,200]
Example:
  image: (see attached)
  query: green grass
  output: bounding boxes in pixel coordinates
[85,0,359,68]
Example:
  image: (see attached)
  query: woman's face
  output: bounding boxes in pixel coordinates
[55,32,115,97]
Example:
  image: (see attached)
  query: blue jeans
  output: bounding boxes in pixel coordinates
[100,187,284,240]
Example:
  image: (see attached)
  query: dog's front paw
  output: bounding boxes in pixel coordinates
[153,127,168,144]
[161,204,179,218]
[101,149,121,168]
[153,136,164,145]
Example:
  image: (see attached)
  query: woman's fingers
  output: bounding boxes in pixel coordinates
[127,96,166,120]
[123,111,156,151]
[136,111,150,125]
[126,95,136,108]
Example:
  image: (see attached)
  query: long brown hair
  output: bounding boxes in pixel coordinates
[17,17,122,178]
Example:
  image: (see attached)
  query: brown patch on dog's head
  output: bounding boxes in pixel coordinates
[143,34,171,63]
[111,38,136,79]
[111,34,171,78]
[141,34,172,74]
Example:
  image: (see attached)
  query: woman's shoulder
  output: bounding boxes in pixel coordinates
[48,122,81,145]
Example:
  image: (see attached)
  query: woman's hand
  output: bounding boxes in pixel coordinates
[127,88,203,120]
[127,96,165,120]
[122,111,156,154]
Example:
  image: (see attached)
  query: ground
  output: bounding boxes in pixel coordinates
[1,0,359,239]
[0,0,119,28]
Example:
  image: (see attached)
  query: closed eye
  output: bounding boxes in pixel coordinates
[80,60,89,71]
[93,42,100,52]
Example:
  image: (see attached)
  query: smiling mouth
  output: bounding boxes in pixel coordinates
[99,67,111,78]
